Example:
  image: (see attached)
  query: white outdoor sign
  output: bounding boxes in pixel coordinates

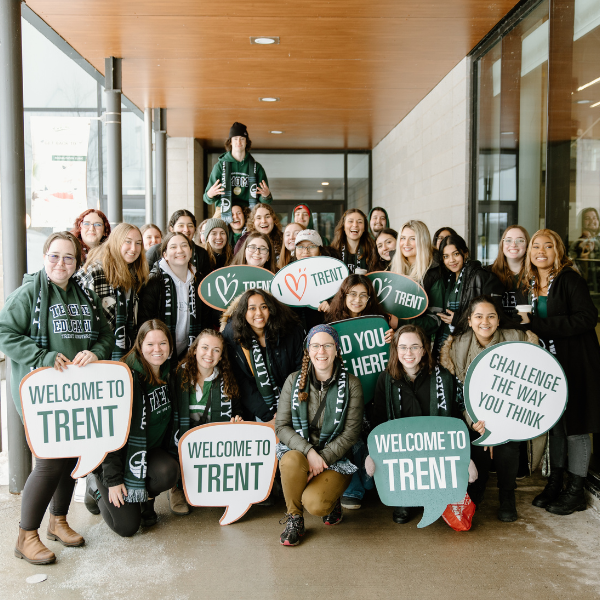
[19,361,133,478]
[179,422,278,525]
[464,341,568,446]
[271,256,350,309]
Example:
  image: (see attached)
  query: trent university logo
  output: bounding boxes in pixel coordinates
[129,451,147,479]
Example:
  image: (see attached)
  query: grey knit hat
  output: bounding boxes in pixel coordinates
[204,218,229,239]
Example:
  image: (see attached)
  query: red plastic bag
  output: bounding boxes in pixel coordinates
[442,493,475,531]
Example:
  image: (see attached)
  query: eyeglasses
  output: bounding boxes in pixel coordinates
[247,245,269,255]
[503,238,527,246]
[397,345,423,354]
[309,343,335,351]
[347,292,369,300]
[45,253,76,265]
[82,221,103,229]
[296,244,318,252]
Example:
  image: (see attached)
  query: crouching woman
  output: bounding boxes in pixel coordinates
[94,320,180,536]
[275,324,364,546]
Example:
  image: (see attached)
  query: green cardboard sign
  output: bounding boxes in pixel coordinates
[367,417,470,528]
[367,272,428,319]
[330,316,390,403]
[464,341,568,446]
[199,266,274,311]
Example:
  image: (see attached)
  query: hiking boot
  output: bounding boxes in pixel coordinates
[47,515,85,546]
[546,472,587,515]
[279,514,306,546]
[392,506,412,524]
[341,496,361,510]
[168,486,190,515]
[140,499,158,527]
[14,527,56,565]
[532,467,563,508]
[84,473,101,516]
[322,498,343,526]
[497,490,518,522]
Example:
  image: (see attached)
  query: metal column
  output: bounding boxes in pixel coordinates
[104,57,122,226]
[144,108,153,224]
[0,0,32,492]
[154,108,167,231]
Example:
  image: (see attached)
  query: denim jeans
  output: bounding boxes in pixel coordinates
[549,417,592,478]
[342,439,374,500]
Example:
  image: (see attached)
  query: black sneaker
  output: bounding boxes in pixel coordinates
[279,514,305,546]
[140,499,158,527]
[84,473,101,516]
[322,498,343,526]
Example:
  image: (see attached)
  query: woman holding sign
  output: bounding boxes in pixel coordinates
[369,324,467,524]
[94,320,180,536]
[440,295,538,522]
[0,231,114,565]
[138,232,205,369]
[78,223,149,360]
[521,229,600,515]
[221,290,303,423]
[276,324,364,545]
[229,232,278,273]
[330,209,379,274]
[389,221,445,338]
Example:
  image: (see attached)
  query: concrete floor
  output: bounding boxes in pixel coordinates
[0,472,599,600]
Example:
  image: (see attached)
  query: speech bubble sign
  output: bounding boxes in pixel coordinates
[330,316,390,403]
[367,272,429,319]
[199,265,274,311]
[19,361,133,479]
[271,257,350,309]
[179,422,277,525]
[367,416,470,527]
[464,341,568,446]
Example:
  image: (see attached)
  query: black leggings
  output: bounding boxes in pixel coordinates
[95,448,179,537]
[20,457,78,531]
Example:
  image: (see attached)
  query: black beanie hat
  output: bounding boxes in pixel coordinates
[229,122,248,139]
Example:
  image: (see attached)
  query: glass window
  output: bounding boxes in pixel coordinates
[348,153,370,215]
[474,0,549,264]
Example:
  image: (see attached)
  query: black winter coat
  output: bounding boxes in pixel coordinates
[525,267,600,435]
[221,321,305,421]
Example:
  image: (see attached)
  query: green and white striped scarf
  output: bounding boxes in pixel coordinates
[220,155,258,223]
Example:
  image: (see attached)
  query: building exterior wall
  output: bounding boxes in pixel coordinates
[372,58,472,239]
[167,137,205,224]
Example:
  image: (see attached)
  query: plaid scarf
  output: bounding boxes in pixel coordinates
[30,269,100,349]
[159,268,201,365]
[220,155,258,223]
[384,366,452,420]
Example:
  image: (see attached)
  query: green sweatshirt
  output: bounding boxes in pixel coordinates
[0,274,114,418]
[204,152,272,208]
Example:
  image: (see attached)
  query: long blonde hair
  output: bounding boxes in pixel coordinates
[84,223,149,292]
[525,228,573,295]
[389,220,434,285]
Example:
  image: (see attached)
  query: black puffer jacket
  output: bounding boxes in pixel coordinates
[220,299,305,421]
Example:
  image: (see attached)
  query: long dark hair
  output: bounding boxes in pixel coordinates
[123,319,173,386]
[177,330,239,399]
[331,209,379,271]
[439,234,469,277]
[387,325,434,380]
[168,209,197,231]
[205,231,234,268]
[453,294,499,337]
[230,232,277,273]
[324,274,387,323]
[231,289,300,349]
[432,226,458,248]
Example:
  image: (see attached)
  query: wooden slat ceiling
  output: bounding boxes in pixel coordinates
[26,0,520,149]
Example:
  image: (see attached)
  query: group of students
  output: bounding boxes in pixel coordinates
[1,121,599,562]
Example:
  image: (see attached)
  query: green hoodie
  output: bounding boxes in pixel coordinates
[368,207,390,239]
[204,152,272,208]
[0,273,114,418]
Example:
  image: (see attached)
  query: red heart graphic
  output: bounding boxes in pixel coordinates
[285,273,308,301]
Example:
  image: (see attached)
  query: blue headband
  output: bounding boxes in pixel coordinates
[306,324,340,351]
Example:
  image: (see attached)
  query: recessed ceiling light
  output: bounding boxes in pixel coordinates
[577,100,592,104]
[259,97,280,102]
[321,182,329,185]
[578,76,600,91]
[269,130,284,134]
[317,190,323,193]
[500,132,514,135]
[250,36,280,45]
[591,101,600,108]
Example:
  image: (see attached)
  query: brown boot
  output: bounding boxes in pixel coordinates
[14,527,56,564]
[47,515,85,547]
[168,486,191,515]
